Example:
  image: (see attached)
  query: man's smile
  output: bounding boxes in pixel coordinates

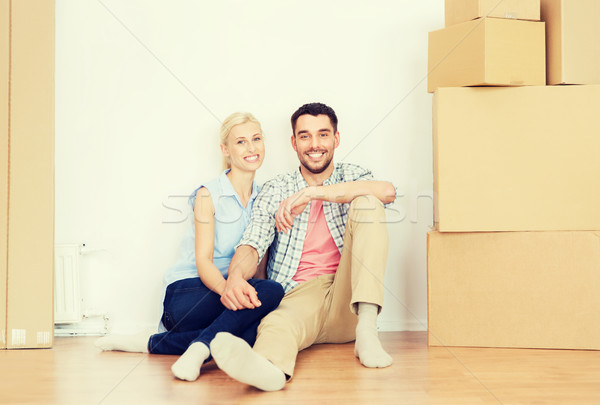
[306,151,326,160]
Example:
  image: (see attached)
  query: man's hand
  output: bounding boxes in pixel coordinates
[220,274,261,311]
[276,187,316,233]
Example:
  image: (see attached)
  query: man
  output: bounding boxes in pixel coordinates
[210,102,395,391]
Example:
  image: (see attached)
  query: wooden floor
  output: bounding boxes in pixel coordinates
[0,332,598,404]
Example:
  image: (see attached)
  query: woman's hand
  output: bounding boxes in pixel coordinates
[220,275,261,311]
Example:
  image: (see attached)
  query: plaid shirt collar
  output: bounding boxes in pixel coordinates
[293,163,341,190]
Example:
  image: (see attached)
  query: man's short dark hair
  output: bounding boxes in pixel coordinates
[291,102,338,134]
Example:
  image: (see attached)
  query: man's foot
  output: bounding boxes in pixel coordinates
[354,302,393,368]
[94,329,154,353]
[171,342,210,381]
[210,332,286,391]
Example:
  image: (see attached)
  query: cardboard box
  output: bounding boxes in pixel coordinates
[446,0,541,26]
[427,231,600,350]
[433,85,600,232]
[541,0,600,85]
[1,0,54,349]
[0,0,8,349]
[427,18,546,93]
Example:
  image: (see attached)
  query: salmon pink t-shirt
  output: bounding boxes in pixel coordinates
[293,200,341,284]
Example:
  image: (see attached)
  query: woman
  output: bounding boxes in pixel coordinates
[96,112,284,382]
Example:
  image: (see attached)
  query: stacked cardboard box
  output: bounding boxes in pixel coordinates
[428,0,545,92]
[427,0,600,350]
[444,0,541,26]
[427,19,545,92]
[1,0,55,349]
[541,0,600,85]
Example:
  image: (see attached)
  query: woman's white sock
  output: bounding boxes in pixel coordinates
[171,342,210,382]
[94,329,154,353]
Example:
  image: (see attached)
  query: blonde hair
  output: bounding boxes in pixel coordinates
[219,112,262,170]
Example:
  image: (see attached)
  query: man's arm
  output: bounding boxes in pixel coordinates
[276,180,396,233]
[314,181,396,204]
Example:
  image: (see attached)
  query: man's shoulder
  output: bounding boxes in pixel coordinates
[253,169,299,207]
[261,169,299,189]
[334,162,372,181]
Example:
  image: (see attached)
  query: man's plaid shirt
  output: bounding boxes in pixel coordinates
[238,162,374,293]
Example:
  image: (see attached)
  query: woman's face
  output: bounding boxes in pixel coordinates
[222,121,265,172]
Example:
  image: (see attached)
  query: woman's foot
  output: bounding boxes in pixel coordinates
[171,342,210,382]
[94,329,155,353]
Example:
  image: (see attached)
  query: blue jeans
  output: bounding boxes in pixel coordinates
[148,277,284,355]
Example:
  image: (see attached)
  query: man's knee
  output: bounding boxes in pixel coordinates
[257,306,305,347]
[258,305,293,331]
[348,194,386,223]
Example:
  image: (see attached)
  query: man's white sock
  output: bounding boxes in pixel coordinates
[210,332,286,391]
[171,342,210,382]
[94,329,154,353]
[354,302,393,368]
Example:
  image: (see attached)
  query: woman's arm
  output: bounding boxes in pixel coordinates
[193,187,227,296]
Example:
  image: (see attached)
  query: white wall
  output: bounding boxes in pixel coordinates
[55,0,444,334]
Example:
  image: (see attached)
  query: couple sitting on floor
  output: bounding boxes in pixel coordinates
[96,102,396,391]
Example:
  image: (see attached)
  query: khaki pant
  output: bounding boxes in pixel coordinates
[253,195,389,377]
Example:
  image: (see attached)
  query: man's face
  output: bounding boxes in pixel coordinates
[291,114,340,175]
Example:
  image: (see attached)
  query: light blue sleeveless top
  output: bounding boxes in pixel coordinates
[163,170,260,286]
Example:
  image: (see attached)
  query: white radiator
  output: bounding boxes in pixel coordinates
[54,244,83,324]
